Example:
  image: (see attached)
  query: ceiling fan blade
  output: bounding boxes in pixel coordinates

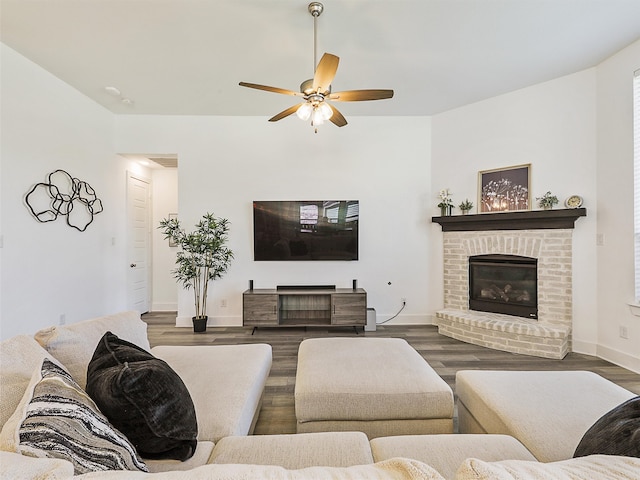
[312,53,339,92]
[268,104,301,122]
[329,89,394,102]
[328,104,347,127]
[239,82,303,97]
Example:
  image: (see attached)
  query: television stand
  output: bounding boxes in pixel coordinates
[243,287,366,331]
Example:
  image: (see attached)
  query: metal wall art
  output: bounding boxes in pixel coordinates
[25,169,103,232]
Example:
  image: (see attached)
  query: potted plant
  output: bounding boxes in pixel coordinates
[159,212,234,333]
[536,191,559,210]
[459,199,474,215]
[437,189,455,216]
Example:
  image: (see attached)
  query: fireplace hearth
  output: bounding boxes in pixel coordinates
[469,254,537,319]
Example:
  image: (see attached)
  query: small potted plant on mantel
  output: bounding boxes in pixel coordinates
[458,199,474,215]
[536,191,559,210]
[159,212,234,333]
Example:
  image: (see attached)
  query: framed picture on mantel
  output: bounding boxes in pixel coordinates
[478,164,531,213]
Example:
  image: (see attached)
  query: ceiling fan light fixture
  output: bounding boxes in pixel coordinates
[318,102,333,120]
[311,107,325,126]
[296,102,313,120]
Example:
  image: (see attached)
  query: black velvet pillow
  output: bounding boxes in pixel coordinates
[574,396,640,458]
[86,332,197,461]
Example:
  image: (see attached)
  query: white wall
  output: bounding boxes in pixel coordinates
[151,168,179,311]
[0,44,138,339]
[115,115,434,326]
[595,39,640,373]
[431,69,599,352]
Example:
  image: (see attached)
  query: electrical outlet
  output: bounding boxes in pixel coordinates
[401,297,407,305]
[619,326,629,339]
[59,314,66,325]
[220,299,227,308]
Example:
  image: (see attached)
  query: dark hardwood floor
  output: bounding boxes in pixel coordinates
[142,312,640,436]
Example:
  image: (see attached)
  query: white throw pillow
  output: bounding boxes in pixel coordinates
[33,310,149,389]
[455,455,640,480]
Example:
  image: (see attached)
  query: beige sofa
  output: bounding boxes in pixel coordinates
[1,311,639,480]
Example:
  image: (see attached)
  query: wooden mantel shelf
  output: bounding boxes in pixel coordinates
[432,208,586,232]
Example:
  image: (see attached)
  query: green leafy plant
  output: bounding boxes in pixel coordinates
[437,189,454,208]
[536,191,559,209]
[458,199,474,212]
[159,213,234,319]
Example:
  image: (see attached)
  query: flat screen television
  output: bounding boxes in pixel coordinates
[253,200,359,261]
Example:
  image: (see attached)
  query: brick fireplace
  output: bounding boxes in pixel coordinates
[432,209,586,359]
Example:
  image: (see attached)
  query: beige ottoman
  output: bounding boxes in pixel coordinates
[455,370,636,462]
[371,434,536,480]
[295,338,454,438]
[209,432,373,469]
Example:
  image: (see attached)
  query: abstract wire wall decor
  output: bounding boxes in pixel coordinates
[25,169,103,232]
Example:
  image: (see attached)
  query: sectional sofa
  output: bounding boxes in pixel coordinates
[1,310,638,479]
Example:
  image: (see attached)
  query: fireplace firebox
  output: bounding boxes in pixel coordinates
[469,254,537,319]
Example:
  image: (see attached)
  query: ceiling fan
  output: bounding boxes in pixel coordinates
[239,2,394,132]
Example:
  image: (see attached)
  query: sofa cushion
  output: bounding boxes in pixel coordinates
[34,310,150,389]
[210,432,374,469]
[144,442,215,473]
[0,358,147,475]
[151,343,272,442]
[0,335,54,431]
[0,451,74,479]
[574,396,640,458]
[371,434,536,480]
[86,332,197,461]
[26,458,445,479]
[454,454,640,480]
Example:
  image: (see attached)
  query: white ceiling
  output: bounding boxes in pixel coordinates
[2,0,640,118]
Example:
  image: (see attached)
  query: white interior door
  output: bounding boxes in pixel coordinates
[127,173,151,314]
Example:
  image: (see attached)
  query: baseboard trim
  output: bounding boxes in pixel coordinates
[596,344,640,374]
[571,339,597,356]
[152,302,178,311]
[176,315,243,328]
[374,313,432,326]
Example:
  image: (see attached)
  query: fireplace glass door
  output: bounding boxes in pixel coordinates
[469,254,537,319]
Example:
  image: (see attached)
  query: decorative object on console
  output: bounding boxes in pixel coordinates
[437,189,454,216]
[536,191,559,210]
[0,358,147,475]
[239,2,393,133]
[25,169,103,232]
[159,212,234,332]
[253,201,358,261]
[565,195,583,208]
[478,164,530,213]
[458,199,474,215]
[86,332,198,461]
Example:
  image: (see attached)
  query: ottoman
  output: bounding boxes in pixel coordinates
[455,370,636,462]
[295,338,454,438]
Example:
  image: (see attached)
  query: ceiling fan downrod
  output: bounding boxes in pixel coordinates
[308,2,324,74]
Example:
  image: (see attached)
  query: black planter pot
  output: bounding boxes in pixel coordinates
[192,316,208,333]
